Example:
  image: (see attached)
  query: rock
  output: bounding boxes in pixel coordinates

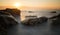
[39,16,48,23]
[0,9,19,35]
[0,15,18,26]
[51,14,60,26]
[50,11,56,13]
[51,19,60,26]
[21,16,48,25]
[0,8,21,17]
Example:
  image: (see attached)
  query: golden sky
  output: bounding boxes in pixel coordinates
[0,0,60,10]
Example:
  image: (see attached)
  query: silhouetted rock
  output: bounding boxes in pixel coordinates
[0,12,18,35]
[49,16,57,19]
[57,14,60,17]
[6,8,21,15]
[21,16,48,25]
[28,11,33,13]
[50,11,56,13]
[51,14,60,26]
[0,8,21,17]
[0,12,18,26]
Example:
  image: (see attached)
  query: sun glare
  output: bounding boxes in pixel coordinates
[14,3,21,8]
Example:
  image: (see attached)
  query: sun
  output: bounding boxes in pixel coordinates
[14,3,21,8]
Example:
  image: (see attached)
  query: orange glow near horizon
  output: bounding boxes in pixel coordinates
[13,3,22,9]
[0,0,60,10]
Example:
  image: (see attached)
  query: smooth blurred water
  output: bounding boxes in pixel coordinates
[8,19,60,35]
[8,10,60,35]
[8,14,60,35]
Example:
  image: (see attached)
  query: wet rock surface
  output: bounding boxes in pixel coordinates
[21,16,48,25]
[50,14,60,26]
[0,12,18,35]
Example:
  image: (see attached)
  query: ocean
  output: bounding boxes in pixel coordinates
[21,10,60,21]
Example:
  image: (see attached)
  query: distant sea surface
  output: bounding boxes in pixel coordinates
[21,10,60,21]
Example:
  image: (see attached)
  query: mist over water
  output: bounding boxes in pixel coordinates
[21,10,60,21]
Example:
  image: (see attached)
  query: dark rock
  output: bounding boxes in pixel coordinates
[38,16,48,23]
[50,11,56,13]
[51,19,60,26]
[21,16,48,25]
[51,14,60,26]
[0,8,21,17]
[0,15,18,27]
[28,11,33,13]
[0,12,18,35]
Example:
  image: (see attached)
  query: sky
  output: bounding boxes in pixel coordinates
[0,0,60,10]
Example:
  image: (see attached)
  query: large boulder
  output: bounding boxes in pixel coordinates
[0,10,19,35]
[0,8,21,17]
[5,8,21,16]
[0,15,18,27]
